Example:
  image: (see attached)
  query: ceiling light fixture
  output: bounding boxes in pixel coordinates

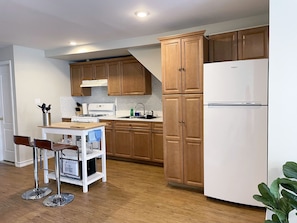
[69,41,77,46]
[135,11,150,18]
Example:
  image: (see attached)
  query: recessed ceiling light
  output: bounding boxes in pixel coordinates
[135,11,150,18]
[69,41,77,46]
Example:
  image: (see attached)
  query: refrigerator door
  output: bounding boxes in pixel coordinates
[204,105,267,206]
[204,59,268,105]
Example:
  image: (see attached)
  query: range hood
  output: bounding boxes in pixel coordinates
[80,79,108,87]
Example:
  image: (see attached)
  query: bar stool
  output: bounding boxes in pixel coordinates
[13,135,52,200]
[34,139,78,207]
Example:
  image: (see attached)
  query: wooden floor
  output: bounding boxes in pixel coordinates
[0,159,265,223]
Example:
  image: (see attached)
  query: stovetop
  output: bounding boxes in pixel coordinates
[80,114,108,117]
[71,103,115,123]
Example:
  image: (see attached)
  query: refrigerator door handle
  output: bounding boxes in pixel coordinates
[207,102,264,106]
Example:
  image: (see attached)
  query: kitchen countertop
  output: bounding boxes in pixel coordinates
[39,122,107,129]
[100,115,163,122]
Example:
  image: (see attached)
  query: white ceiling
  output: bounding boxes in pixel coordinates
[0,0,269,61]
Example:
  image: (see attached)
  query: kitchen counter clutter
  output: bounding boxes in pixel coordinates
[99,115,163,122]
[39,122,107,193]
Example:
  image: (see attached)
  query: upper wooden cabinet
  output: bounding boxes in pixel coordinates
[208,26,269,62]
[107,57,152,96]
[238,26,269,60]
[159,31,208,95]
[70,56,152,96]
[208,32,238,62]
[70,65,91,96]
[80,63,107,80]
[93,62,107,79]
[106,61,121,96]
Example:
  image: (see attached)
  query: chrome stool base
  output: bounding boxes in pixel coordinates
[43,193,74,207]
[21,187,52,200]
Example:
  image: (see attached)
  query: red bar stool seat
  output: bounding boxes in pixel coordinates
[13,135,52,200]
[34,139,78,207]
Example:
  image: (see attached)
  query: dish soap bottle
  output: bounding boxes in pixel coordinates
[130,108,134,117]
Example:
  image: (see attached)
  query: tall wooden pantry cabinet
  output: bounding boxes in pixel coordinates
[159,31,208,188]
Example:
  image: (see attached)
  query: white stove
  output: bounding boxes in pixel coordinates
[71,103,115,123]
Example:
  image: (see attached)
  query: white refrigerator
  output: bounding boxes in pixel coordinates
[203,59,268,207]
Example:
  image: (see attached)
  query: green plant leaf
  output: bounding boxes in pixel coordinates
[278,197,293,219]
[271,178,281,200]
[283,161,297,179]
[279,178,297,194]
[282,189,297,210]
[253,182,277,208]
[253,194,274,209]
[271,213,282,223]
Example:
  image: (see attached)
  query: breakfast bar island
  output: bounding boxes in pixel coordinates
[39,122,106,193]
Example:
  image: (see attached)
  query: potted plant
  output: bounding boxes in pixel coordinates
[253,161,297,223]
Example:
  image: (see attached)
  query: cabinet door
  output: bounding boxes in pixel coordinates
[114,129,131,158]
[132,130,151,161]
[121,59,150,95]
[209,32,238,62]
[182,35,204,94]
[100,120,114,155]
[152,123,163,163]
[70,65,91,96]
[107,61,121,96]
[82,64,94,80]
[182,94,204,187]
[163,95,183,183]
[152,131,163,163]
[238,26,269,60]
[93,62,107,79]
[105,128,114,155]
[161,38,182,94]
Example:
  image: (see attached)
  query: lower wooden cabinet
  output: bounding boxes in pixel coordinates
[114,128,132,158]
[114,121,151,160]
[100,120,114,155]
[101,120,163,164]
[163,94,203,187]
[131,129,151,161]
[151,123,164,163]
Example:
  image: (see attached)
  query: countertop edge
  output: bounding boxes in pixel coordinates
[99,116,163,122]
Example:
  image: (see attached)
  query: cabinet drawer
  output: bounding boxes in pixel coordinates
[100,120,113,129]
[114,121,151,130]
[152,122,163,132]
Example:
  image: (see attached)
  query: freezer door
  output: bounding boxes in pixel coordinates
[203,59,268,105]
[204,105,267,207]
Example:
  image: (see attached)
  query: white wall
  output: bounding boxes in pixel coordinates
[268,0,297,221]
[12,45,70,166]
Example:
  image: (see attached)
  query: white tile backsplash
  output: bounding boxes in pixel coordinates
[60,75,162,118]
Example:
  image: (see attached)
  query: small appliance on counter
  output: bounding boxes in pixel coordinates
[71,103,115,123]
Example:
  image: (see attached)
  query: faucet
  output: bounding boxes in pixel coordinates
[134,103,145,116]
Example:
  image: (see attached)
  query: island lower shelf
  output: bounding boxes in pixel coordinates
[48,171,104,186]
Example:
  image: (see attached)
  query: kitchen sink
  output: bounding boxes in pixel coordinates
[119,115,157,119]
